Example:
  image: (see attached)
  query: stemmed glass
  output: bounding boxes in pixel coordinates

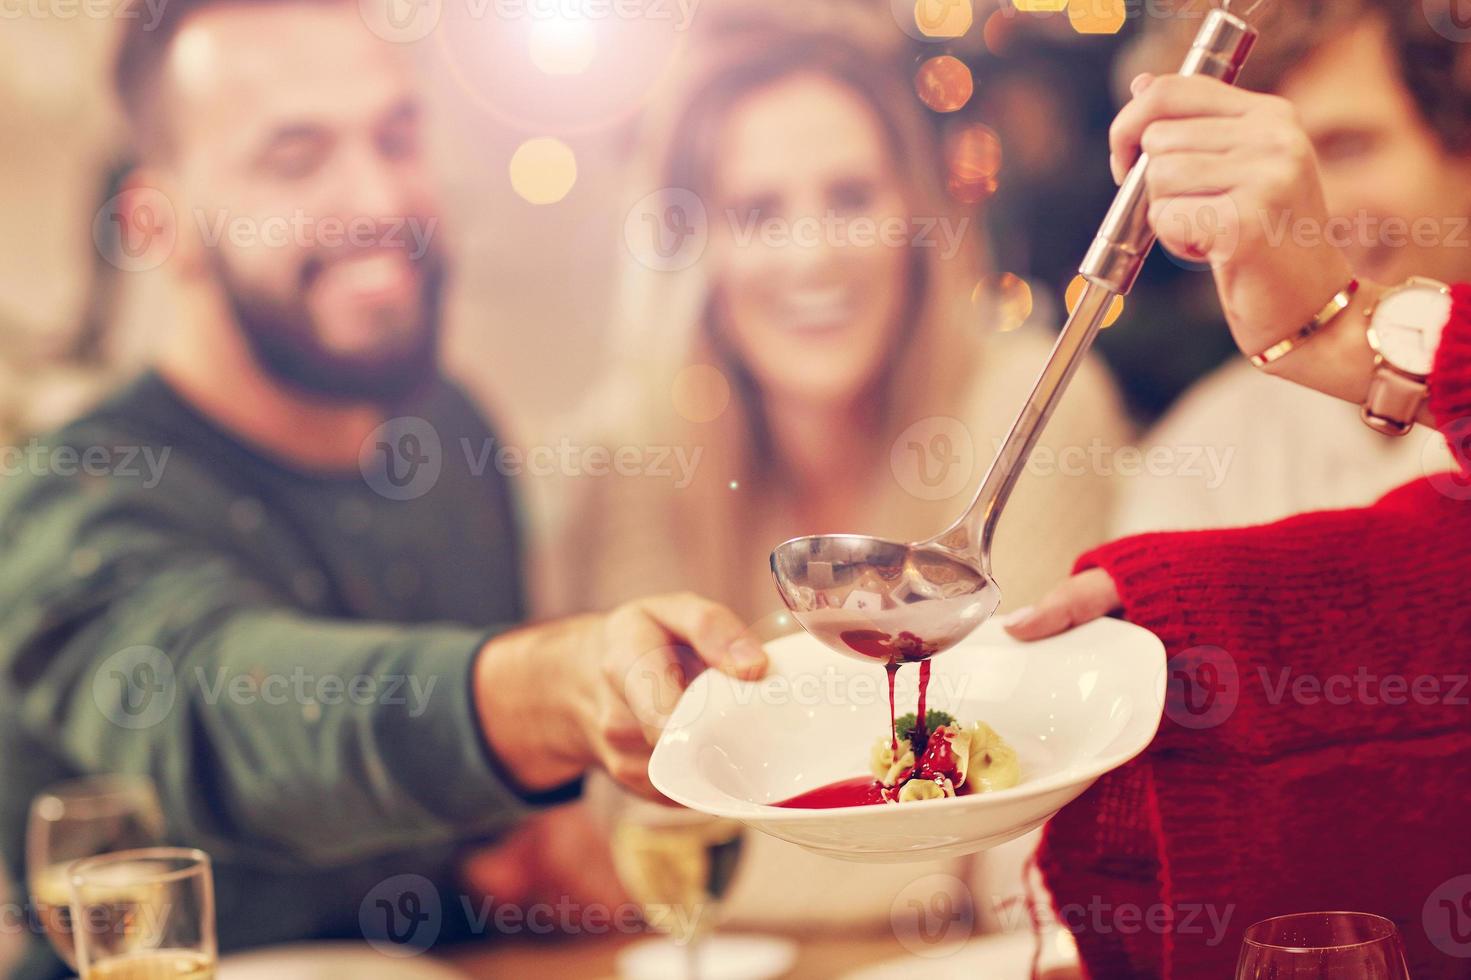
[601,781,745,980]
[26,775,166,970]
[1235,912,1411,979]
[69,847,216,980]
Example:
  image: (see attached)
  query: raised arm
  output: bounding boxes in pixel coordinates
[1109,72,1443,425]
[0,466,765,871]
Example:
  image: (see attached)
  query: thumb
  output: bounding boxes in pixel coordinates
[629,593,768,680]
[1001,569,1121,641]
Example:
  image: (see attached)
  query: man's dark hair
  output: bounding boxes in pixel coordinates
[1385,2,1471,154]
[1241,0,1471,154]
[112,0,343,159]
[1139,0,1471,155]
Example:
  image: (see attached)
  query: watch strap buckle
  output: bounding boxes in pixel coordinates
[1361,365,1426,437]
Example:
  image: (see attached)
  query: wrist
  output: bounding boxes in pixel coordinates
[473,615,600,792]
[1259,279,1386,400]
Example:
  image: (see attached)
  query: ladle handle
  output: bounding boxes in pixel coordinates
[1081,8,1258,294]
[932,9,1257,571]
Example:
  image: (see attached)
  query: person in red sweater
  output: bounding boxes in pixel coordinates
[1001,72,1471,978]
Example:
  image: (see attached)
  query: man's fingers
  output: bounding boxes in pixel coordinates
[1145,151,1237,200]
[627,593,768,679]
[1001,569,1121,642]
[594,594,771,800]
[597,705,661,795]
[1110,74,1252,176]
[609,645,686,745]
[1139,116,1252,158]
[1149,193,1241,265]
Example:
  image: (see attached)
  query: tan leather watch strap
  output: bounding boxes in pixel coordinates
[1361,365,1427,437]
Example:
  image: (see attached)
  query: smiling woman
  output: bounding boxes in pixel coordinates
[534,1,1131,626]
[526,0,1132,937]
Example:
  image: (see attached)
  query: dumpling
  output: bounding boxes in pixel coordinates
[870,738,915,786]
[964,721,1021,793]
[898,777,953,803]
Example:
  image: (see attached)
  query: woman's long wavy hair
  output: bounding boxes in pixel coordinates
[574,0,995,618]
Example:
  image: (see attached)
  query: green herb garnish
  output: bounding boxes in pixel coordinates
[895,709,957,751]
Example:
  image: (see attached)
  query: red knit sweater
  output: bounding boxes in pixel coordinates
[1040,284,1471,979]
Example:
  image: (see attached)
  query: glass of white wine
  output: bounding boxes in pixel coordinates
[605,787,744,980]
[27,775,166,969]
[68,847,216,980]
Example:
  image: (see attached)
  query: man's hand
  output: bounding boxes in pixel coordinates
[1111,73,1357,360]
[1001,569,1121,642]
[474,593,768,798]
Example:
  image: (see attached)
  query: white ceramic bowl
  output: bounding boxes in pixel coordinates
[649,617,1165,863]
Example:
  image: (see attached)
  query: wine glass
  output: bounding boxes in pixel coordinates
[26,775,166,969]
[1236,911,1410,979]
[69,847,216,980]
[599,780,744,980]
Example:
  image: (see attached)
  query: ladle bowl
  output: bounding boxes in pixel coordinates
[769,534,999,665]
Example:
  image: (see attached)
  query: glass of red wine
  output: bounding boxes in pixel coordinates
[1235,912,1410,979]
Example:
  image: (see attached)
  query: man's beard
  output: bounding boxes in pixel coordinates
[209,247,447,406]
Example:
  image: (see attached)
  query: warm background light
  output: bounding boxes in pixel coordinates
[982,9,1019,56]
[1068,0,1127,35]
[528,18,597,76]
[509,138,578,205]
[946,123,1003,204]
[914,55,974,113]
[671,364,732,423]
[913,0,973,39]
[1066,274,1126,327]
[973,274,1034,333]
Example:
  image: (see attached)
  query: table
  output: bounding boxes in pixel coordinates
[440,932,913,979]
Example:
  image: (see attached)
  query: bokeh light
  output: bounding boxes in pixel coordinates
[972,274,1034,333]
[1066,274,1126,328]
[1012,0,1068,10]
[946,123,1003,205]
[1068,0,1127,35]
[915,56,974,114]
[509,138,578,205]
[434,3,687,138]
[914,0,973,39]
[982,9,1019,56]
[528,17,597,75]
[672,364,731,423]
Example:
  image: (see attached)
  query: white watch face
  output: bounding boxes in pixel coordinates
[1372,283,1452,377]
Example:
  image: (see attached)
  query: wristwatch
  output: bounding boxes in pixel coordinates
[1362,276,1453,436]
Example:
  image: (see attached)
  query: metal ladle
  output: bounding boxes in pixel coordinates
[770,8,1258,666]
